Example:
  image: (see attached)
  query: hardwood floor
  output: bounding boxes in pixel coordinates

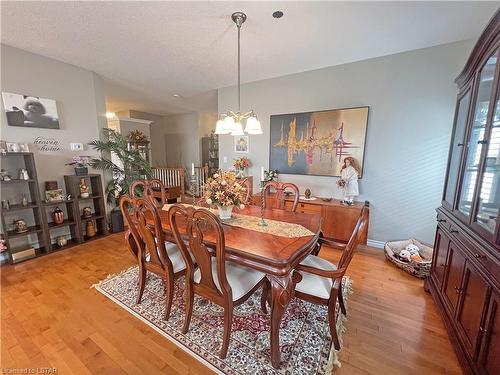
[1,233,461,374]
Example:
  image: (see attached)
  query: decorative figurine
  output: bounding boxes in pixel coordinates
[21,194,28,207]
[82,206,92,218]
[304,188,312,199]
[52,207,64,225]
[79,178,90,198]
[56,236,68,247]
[18,168,30,180]
[337,156,360,205]
[2,200,10,210]
[86,220,96,237]
[13,219,28,233]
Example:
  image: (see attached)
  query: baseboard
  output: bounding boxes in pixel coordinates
[367,239,385,249]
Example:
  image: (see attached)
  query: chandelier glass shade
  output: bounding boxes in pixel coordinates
[215,12,262,136]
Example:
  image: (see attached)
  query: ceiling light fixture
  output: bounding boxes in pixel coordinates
[215,12,262,136]
[172,93,181,98]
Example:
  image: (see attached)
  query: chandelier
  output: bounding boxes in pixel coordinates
[215,12,262,136]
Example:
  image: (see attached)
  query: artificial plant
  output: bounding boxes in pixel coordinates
[89,128,152,205]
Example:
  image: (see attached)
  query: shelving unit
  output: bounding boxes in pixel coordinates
[64,174,108,243]
[0,152,49,264]
[201,131,219,177]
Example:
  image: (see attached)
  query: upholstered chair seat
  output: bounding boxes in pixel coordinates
[194,259,265,301]
[295,255,337,299]
[146,242,187,274]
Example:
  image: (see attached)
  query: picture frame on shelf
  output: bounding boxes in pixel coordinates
[6,142,20,153]
[45,189,64,202]
[19,143,29,152]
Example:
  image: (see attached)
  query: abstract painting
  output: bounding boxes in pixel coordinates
[269,106,369,177]
[2,92,60,129]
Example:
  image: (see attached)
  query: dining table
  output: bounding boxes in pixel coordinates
[154,203,322,368]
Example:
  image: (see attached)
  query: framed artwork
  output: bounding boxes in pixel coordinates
[45,189,64,202]
[234,135,249,153]
[19,143,29,152]
[2,92,60,129]
[269,106,369,177]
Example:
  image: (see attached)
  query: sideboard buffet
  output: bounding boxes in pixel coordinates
[252,192,369,245]
[425,10,500,375]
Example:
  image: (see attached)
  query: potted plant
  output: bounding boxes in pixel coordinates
[204,171,246,220]
[233,157,251,178]
[66,156,91,176]
[88,128,152,231]
[262,169,279,187]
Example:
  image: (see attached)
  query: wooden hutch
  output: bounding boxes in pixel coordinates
[425,10,500,374]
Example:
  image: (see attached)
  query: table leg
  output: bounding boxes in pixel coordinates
[268,271,302,368]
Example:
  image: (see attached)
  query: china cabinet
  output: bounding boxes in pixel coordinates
[426,10,500,375]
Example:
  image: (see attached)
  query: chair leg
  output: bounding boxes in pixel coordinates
[261,279,270,314]
[136,265,146,304]
[163,274,174,320]
[328,292,341,350]
[182,286,194,334]
[338,280,347,316]
[220,305,233,359]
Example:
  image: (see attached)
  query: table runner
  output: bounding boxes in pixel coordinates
[162,204,315,238]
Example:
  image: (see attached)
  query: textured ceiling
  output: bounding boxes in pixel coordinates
[1,1,498,115]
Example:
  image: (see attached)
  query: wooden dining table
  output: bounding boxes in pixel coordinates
[154,204,322,368]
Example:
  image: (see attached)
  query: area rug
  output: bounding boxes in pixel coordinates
[93,266,352,374]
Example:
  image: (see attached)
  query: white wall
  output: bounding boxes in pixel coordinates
[1,44,107,193]
[218,40,474,243]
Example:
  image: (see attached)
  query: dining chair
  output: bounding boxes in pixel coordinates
[289,207,368,350]
[262,181,300,212]
[168,204,267,358]
[120,195,187,320]
[129,179,168,207]
[238,176,252,204]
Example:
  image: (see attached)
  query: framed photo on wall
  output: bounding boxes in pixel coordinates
[2,92,60,129]
[234,135,249,153]
[269,106,369,177]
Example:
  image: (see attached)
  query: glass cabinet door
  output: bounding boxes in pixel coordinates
[444,90,471,208]
[458,52,498,218]
[475,87,500,234]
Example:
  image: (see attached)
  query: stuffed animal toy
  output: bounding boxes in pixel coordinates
[405,244,423,262]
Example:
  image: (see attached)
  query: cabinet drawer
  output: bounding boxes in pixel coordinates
[297,202,322,215]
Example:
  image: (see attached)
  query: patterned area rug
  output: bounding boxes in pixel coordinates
[93,266,352,374]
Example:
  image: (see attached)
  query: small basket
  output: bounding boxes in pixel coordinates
[384,238,433,279]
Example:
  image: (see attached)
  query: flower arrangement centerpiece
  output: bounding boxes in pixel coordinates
[66,156,92,176]
[233,157,251,178]
[263,169,278,184]
[204,171,246,220]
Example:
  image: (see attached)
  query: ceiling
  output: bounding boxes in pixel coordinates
[1,2,498,115]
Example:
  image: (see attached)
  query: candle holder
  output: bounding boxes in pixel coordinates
[189,175,197,199]
[258,181,267,227]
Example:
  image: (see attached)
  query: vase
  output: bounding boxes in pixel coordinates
[52,206,64,225]
[217,205,234,220]
[236,168,246,178]
[86,220,96,237]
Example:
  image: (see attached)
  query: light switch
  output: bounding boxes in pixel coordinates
[70,143,84,151]
[223,156,228,163]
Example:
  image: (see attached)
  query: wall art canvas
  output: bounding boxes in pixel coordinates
[269,106,369,177]
[2,92,60,129]
[234,135,249,153]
